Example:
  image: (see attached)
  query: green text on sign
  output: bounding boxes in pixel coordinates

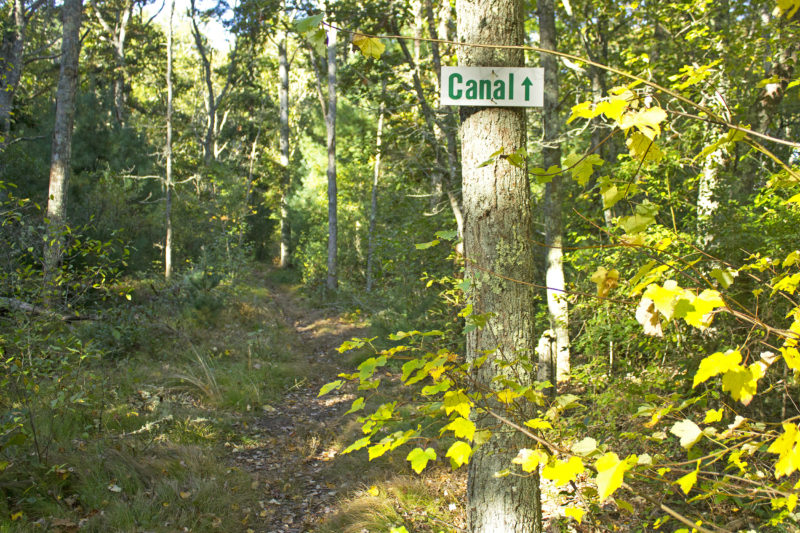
[440,66,544,108]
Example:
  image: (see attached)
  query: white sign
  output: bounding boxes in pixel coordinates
[440,66,544,108]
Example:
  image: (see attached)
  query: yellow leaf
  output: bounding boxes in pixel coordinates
[497,389,519,404]
[11,511,22,521]
[619,106,668,140]
[722,362,764,405]
[703,408,723,424]
[406,447,437,474]
[179,491,191,499]
[683,290,725,329]
[591,266,620,299]
[596,96,629,122]
[567,101,596,124]
[643,280,686,320]
[595,452,632,502]
[512,448,548,473]
[352,34,385,59]
[443,389,472,418]
[367,485,379,496]
[675,462,700,495]
[670,419,703,450]
[446,441,472,468]
[564,506,585,524]
[444,417,476,441]
[542,456,585,486]
[776,0,800,18]
[524,418,553,430]
[626,131,664,163]
[693,350,742,388]
[781,346,800,371]
[768,423,800,478]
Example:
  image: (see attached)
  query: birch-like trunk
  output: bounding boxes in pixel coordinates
[0,0,26,140]
[456,0,541,530]
[365,81,386,292]
[539,0,570,384]
[278,22,292,268]
[325,19,338,291]
[164,0,174,279]
[43,0,83,295]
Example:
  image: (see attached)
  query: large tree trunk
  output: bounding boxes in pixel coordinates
[325,17,338,291]
[539,0,570,384]
[164,0,174,280]
[365,81,386,292]
[278,21,292,269]
[43,0,83,296]
[457,0,541,531]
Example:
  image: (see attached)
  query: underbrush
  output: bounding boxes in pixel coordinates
[0,266,304,531]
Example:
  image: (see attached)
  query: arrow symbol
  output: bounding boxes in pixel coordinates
[522,77,533,101]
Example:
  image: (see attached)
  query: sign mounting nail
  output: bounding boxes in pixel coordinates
[440,66,544,107]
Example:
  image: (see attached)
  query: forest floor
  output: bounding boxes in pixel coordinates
[228,269,579,533]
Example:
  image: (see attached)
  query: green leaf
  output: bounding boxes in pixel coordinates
[443,417,476,441]
[506,147,527,169]
[670,419,703,450]
[406,447,437,474]
[443,389,472,418]
[345,396,365,415]
[342,436,370,454]
[446,441,472,468]
[564,153,604,186]
[531,165,561,184]
[415,239,440,250]
[294,14,323,33]
[693,350,741,387]
[542,456,585,486]
[435,229,458,241]
[710,268,736,289]
[595,452,631,502]
[358,356,387,380]
[318,380,343,397]
[352,34,385,59]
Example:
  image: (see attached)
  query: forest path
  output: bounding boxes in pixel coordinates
[227,273,375,532]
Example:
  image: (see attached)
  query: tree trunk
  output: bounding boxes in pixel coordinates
[539,0,569,384]
[0,0,27,141]
[164,0,174,280]
[325,17,338,291]
[278,21,292,268]
[456,0,541,530]
[43,0,83,296]
[365,81,386,292]
[91,0,133,125]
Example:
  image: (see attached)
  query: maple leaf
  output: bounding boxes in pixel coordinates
[693,350,742,388]
[352,34,385,59]
[670,419,703,450]
[564,506,584,524]
[703,408,724,424]
[595,452,632,502]
[443,416,476,441]
[443,389,472,418]
[564,153,604,186]
[512,448,548,473]
[722,362,765,405]
[542,456,585,486]
[768,423,800,478]
[406,447,436,474]
[446,441,472,468]
[619,106,668,140]
[675,462,700,495]
[626,131,664,163]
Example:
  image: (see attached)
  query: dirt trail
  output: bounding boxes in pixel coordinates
[229,279,370,532]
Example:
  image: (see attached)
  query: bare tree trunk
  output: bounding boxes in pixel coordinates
[90,0,133,125]
[0,0,27,141]
[457,0,541,530]
[164,0,174,279]
[325,16,338,291]
[43,0,83,297]
[538,0,570,385]
[278,21,292,268]
[239,126,260,248]
[365,81,386,292]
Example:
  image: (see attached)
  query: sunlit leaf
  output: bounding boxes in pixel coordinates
[524,418,553,430]
[342,436,370,454]
[571,437,598,456]
[446,441,472,468]
[595,452,632,502]
[722,362,764,405]
[542,456,585,486]
[444,416,476,441]
[294,14,323,33]
[512,448,548,473]
[564,153,604,186]
[352,34,385,59]
[676,462,700,495]
[635,297,663,337]
[345,396,365,415]
[693,350,741,387]
[619,106,668,140]
[627,131,664,163]
[443,389,472,418]
[564,506,584,524]
[318,380,343,397]
[406,447,437,474]
[768,423,800,478]
[670,419,703,450]
[591,266,619,299]
[703,408,723,424]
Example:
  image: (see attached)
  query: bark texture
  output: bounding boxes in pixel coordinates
[164,0,174,279]
[44,0,83,291]
[539,0,570,384]
[456,0,541,530]
[365,81,385,293]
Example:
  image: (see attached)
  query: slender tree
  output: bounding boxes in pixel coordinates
[43,0,83,296]
[539,0,570,384]
[365,80,386,292]
[164,0,174,279]
[324,2,338,290]
[89,0,135,125]
[457,0,541,530]
[278,11,292,268]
